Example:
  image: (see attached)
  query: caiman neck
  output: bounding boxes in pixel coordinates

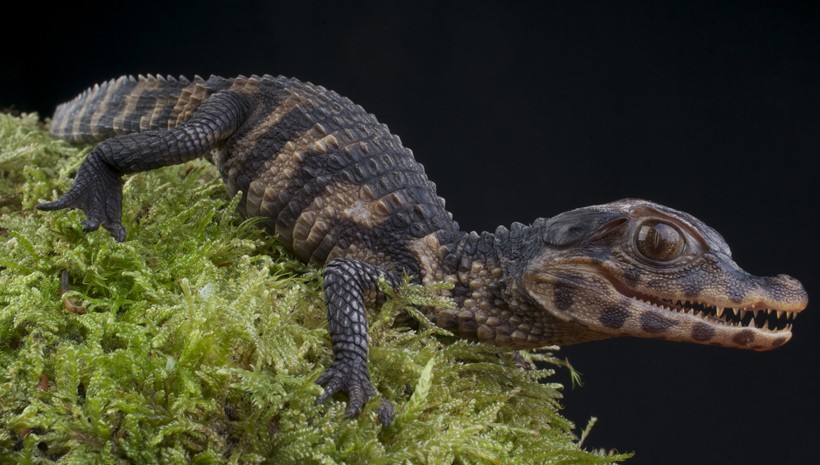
[411,225,613,348]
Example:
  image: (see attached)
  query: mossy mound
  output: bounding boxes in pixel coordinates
[0,113,630,464]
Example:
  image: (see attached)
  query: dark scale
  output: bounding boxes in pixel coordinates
[40,74,808,426]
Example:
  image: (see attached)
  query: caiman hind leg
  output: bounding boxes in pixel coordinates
[315,258,397,426]
[37,91,253,241]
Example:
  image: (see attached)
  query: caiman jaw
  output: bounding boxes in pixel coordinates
[625,290,798,333]
[607,274,807,350]
[655,297,796,331]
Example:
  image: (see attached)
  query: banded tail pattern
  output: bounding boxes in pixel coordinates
[44,73,457,268]
[49,75,230,144]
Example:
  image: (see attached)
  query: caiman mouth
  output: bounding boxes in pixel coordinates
[643,294,795,332]
[608,279,799,333]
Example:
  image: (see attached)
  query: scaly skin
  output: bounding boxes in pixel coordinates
[38,75,809,425]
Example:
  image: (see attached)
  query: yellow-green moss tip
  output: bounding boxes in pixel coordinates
[0,113,631,464]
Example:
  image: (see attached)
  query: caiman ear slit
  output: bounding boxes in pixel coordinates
[598,217,628,233]
[545,212,629,247]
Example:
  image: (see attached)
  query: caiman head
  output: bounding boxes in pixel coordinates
[518,199,807,350]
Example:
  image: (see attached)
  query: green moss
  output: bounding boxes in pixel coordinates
[0,113,631,464]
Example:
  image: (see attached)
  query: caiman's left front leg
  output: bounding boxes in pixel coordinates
[315,258,397,426]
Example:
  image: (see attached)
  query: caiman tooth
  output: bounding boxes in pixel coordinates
[776,310,783,319]
[732,308,739,317]
[716,307,724,318]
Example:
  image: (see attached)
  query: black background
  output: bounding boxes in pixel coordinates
[3,1,818,463]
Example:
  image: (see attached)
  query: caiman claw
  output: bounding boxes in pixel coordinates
[315,358,395,427]
[37,151,126,242]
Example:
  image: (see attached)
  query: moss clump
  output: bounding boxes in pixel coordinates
[0,113,631,464]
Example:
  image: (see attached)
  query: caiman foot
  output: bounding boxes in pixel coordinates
[36,152,126,242]
[315,358,395,426]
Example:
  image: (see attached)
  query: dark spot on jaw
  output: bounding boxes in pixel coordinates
[732,330,756,346]
[639,312,677,334]
[553,284,574,311]
[599,306,630,329]
[691,322,715,342]
[770,337,787,348]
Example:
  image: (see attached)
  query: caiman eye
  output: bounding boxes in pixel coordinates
[635,220,686,262]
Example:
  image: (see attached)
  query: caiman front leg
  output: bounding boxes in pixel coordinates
[37,91,253,241]
[316,258,397,426]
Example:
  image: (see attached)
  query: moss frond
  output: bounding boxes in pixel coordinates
[0,113,631,464]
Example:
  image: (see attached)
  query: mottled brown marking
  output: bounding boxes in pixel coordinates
[89,81,120,136]
[144,96,171,131]
[137,84,165,132]
[52,75,220,144]
[228,76,260,95]
[553,284,574,310]
[244,99,340,215]
[170,79,210,127]
[732,330,756,346]
[111,79,150,131]
[290,180,396,259]
[409,234,449,285]
[770,336,787,348]
[238,92,307,166]
[691,322,715,341]
[639,312,676,333]
[599,306,630,329]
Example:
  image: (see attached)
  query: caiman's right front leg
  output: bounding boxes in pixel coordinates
[37,91,253,241]
[316,259,397,426]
